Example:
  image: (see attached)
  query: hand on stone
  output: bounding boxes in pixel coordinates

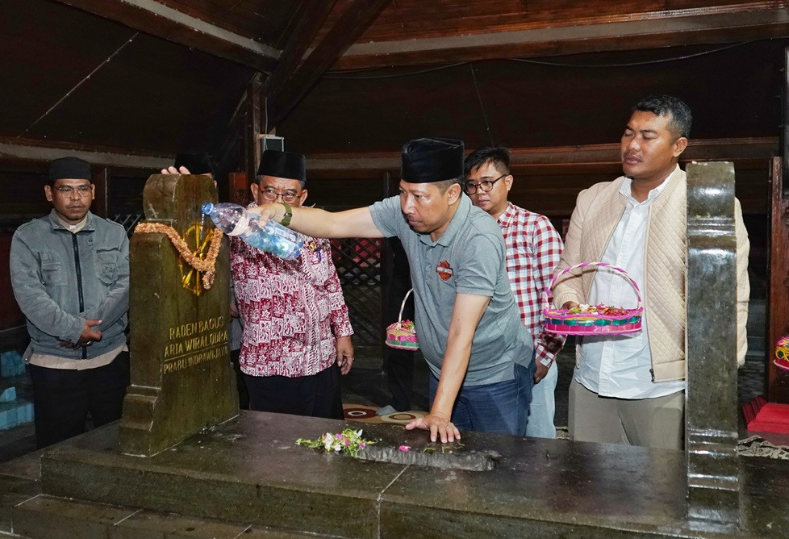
[561,301,579,310]
[75,319,103,346]
[335,336,354,375]
[405,412,461,444]
[534,360,550,383]
[160,166,192,175]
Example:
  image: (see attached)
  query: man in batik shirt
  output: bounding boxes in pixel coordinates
[231,150,354,419]
[465,145,565,438]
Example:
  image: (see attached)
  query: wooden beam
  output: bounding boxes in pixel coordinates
[0,137,171,169]
[333,7,789,70]
[264,0,340,98]
[267,0,391,127]
[49,0,279,73]
[305,137,778,179]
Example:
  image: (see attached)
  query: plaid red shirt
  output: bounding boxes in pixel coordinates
[230,235,353,378]
[498,203,566,364]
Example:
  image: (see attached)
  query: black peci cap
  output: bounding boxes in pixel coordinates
[256,150,306,185]
[401,137,464,183]
[48,157,91,183]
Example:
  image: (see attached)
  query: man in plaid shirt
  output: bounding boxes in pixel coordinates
[465,146,565,438]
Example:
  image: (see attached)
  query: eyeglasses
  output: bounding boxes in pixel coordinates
[54,185,92,197]
[260,187,300,204]
[464,174,507,195]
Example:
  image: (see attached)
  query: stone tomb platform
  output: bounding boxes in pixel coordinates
[7,411,789,539]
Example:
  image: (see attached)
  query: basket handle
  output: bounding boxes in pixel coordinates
[545,262,642,308]
[398,288,414,323]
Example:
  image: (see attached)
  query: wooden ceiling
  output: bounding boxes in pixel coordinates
[1,0,788,162]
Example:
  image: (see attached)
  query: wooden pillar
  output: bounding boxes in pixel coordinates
[381,172,393,356]
[783,47,789,199]
[92,166,110,218]
[767,44,789,402]
[228,171,249,206]
[767,156,789,402]
[244,76,263,185]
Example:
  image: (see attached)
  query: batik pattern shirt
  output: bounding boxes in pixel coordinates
[230,234,353,378]
[498,203,566,364]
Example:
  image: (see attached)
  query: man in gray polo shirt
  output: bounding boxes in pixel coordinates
[250,138,534,443]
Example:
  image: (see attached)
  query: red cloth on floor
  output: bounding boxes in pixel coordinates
[744,396,789,433]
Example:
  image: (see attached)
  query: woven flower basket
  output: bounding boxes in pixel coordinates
[385,288,419,350]
[543,262,643,336]
[774,336,789,372]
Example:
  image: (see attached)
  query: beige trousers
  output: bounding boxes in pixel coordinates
[569,378,685,449]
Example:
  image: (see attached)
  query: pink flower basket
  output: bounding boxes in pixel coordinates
[774,336,789,372]
[386,289,419,350]
[543,262,643,336]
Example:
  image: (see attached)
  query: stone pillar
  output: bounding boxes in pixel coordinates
[685,161,741,528]
[119,174,238,457]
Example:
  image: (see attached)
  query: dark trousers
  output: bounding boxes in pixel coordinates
[244,364,343,420]
[428,362,535,436]
[386,348,414,411]
[30,351,130,449]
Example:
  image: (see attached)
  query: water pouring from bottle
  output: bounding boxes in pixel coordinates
[201,202,303,260]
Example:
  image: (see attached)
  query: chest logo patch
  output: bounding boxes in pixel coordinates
[436,260,453,281]
[307,241,322,262]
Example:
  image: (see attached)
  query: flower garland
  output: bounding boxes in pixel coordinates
[134,222,223,290]
[296,428,376,458]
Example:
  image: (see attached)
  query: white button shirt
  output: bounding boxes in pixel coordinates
[575,169,685,399]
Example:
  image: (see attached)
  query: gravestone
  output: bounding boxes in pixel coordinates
[685,161,741,529]
[118,174,238,457]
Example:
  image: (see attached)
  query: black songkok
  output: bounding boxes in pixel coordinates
[256,150,306,186]
[48,157,92,183]
[401,137,464,183]
[174,153,215,176]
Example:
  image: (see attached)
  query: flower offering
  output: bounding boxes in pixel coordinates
[296,428,376,458]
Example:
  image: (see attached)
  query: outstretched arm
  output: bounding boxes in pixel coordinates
[249,203,385,239]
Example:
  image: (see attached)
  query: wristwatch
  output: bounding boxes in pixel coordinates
[280,202,293,227]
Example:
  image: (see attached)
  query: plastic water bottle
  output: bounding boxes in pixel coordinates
[201,202,303,260]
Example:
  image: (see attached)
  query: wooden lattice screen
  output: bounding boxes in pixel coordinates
[330,238,383,349]
[113,213,144,236]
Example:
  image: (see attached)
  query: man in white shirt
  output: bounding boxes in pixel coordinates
[552,95,750,449]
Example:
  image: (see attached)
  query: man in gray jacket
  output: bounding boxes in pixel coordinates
[11,157,130,448]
